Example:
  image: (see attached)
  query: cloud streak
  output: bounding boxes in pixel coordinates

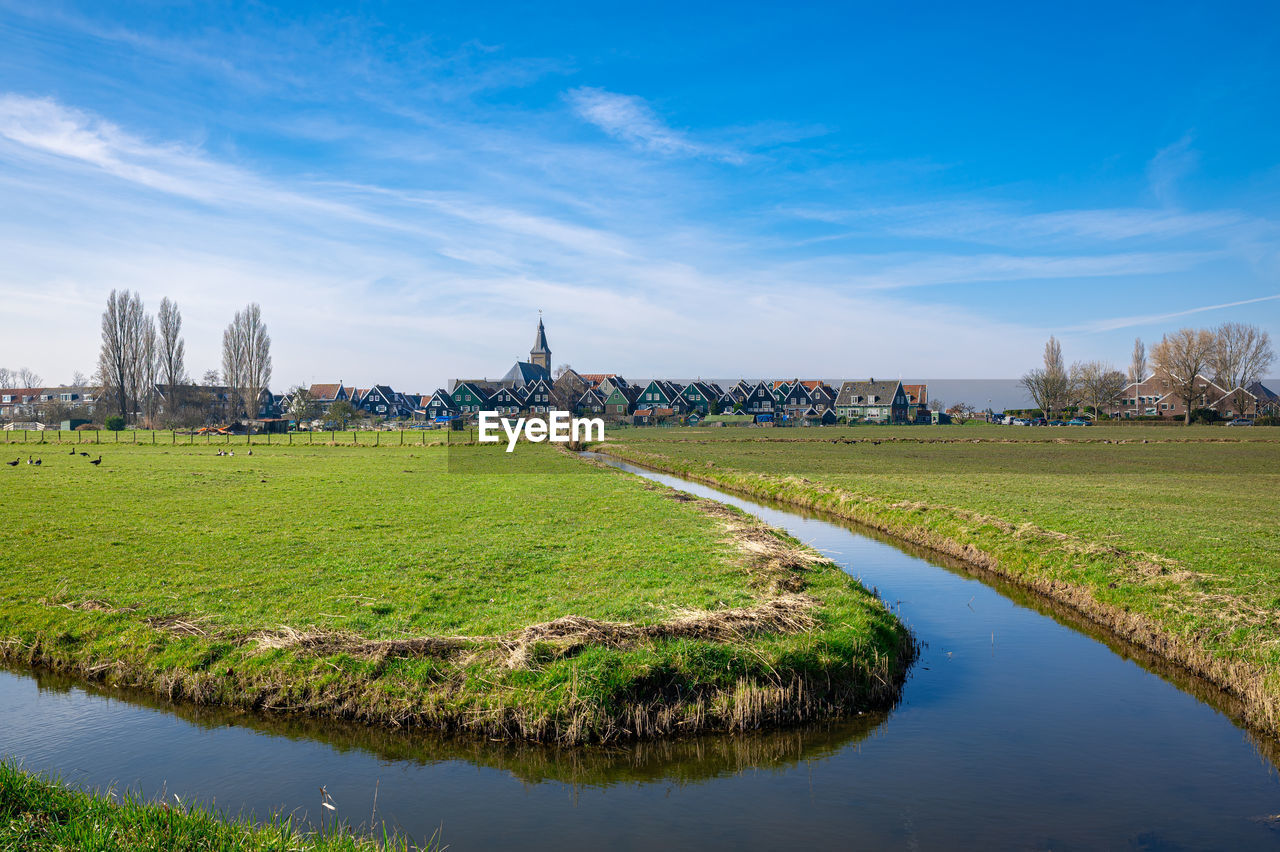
[567,87,745,163]
[1071,293,1280,333]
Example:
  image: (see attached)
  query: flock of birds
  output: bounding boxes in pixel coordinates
[6,451,101,467]
[8,447,253,468]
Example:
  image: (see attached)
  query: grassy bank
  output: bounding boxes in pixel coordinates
[0,761,425,851]
[0,443,910,743]
[596,426,1280,737]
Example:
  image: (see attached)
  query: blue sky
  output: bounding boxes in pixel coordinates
[2,1,1278,390]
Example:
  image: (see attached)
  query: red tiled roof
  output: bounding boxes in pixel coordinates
[0,388,46,400]
[579,373,616,385]
[309,383,341,400]
[903,384,927,405]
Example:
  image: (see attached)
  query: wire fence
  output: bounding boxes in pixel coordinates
[0,428,481,447]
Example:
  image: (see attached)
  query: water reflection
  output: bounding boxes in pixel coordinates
[13,666,891,789]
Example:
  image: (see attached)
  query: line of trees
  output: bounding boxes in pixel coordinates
[93,291,272,427]
[1150,323,1274,424]
[1020,322,1274,424]
[0,367,42,388]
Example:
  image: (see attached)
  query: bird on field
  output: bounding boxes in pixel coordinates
[79,452,89,457]
[5,458,17,466]
[89,455,102,466]
[32,458,41,466]
[69,448,75,455]
[247,449,252,456]
[26,456,32,465]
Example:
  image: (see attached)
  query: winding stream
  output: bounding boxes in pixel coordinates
[3,455,1280,849]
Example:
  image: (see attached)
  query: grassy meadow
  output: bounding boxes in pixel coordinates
[597,423,1280,736]
[0,441,909,744]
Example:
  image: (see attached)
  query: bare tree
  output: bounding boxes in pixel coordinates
[71,371,90,387]
[928,398,944,412]
[1019,369,1053,419]
[285,385,318,424]
[98,290,148,423]
[145,315,161,424]
[0,368,12,388]
[1072,360,1127,420]
[222,304,271,422]
[221,323,245,419]
[16,367,41,388]
[1212,322,1274,416]
[948,402,976,424]
[157,297,187,388]
[1151,328,1216,425]
[553,363,574,380]
[202,369,221,387]
[1129,338,1147,384]
[241,304,271,420]
[1021,336,1070,418]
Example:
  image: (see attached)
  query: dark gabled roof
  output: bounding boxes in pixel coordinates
[810,383,837,402]
[836,380,903,406]
[500,361,551,388]
[425,389,458,410]
[1246,381,1279,402]
[489,386,522,403]
[524,377,554,394]
[452,381,494,403]
[576,388,607,407]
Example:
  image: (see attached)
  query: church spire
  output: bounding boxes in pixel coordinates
[530,311,551,371]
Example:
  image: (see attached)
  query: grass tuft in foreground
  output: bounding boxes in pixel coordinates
[0,761,435,851]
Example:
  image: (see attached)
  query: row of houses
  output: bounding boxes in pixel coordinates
[283,320,931,427]
[417,373,926,425]
[1110,373,1279,420]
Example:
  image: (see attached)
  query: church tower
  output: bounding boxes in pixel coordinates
[530,313,551,371]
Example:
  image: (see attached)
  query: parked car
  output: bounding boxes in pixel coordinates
[1012,418,1031,426]
[1067,418,1091,426]
[1225,418,1253,427]
[1048,420,1066,427]
[1031,417,1047,426]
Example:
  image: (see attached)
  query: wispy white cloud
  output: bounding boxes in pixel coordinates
[567,86,746,163]
[1070,293,1280,333]
[1147,134,1199,207]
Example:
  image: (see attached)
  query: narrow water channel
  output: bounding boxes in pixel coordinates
[4,456,1280,849]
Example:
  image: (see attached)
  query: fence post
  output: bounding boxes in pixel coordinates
[375,431,379,446]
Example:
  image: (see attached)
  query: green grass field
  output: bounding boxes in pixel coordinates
[598,423,1280,736]
[0,442,909,744]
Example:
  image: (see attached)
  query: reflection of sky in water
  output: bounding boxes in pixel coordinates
[4,460,1280,850]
